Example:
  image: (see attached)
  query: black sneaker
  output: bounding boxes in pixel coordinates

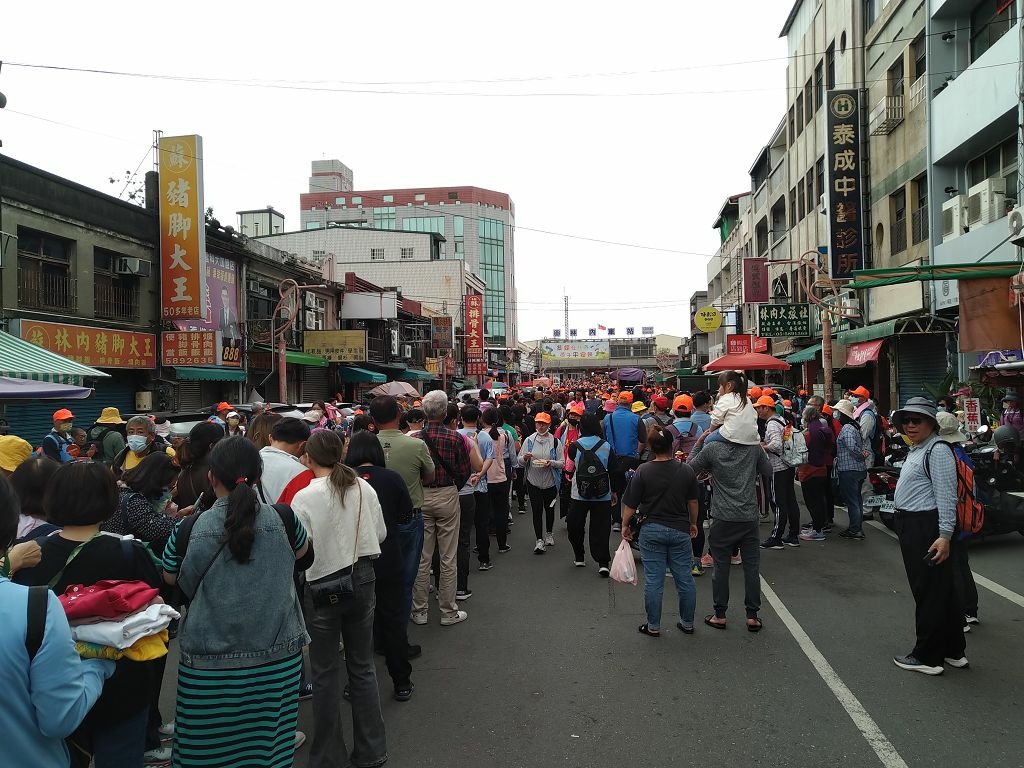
[781,536,801,547]
[760,539,784,550]
[838,529,865,540]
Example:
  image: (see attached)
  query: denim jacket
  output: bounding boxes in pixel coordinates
[177,499,308,670]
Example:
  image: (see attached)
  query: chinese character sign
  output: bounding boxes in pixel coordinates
[825,91,864,279]
[540,340,610,361]
[161,331,218,367]
[18,320,157,369]
[742,258,770,304]
[431,316,453,350]
[159,135,206,319]
[172,254,240,366]
[465,295,484,357]
[757,304,810,338]
[303,330,368,362]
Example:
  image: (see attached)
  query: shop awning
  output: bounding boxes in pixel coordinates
[784,343,822,365]
[252,345,329,367]
[836,315,955,345]
[400,368,437,382]
[849,261,1021,289]
[174,366,248,382]
[0,330,110,384]
[340,366,386,384]
[846,339,885,367]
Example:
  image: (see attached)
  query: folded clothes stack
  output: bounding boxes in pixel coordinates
[58,580,179,662]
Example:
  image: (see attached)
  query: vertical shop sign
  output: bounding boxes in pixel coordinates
[825,91,864,279]
[159,135,206,318]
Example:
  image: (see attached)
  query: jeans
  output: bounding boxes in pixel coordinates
[801,474,829,531]
[397,512,424,623]
[413,486,461,619]
[567,499,611,566]
[639,522,697,630]
[309,558,387,768]
[707,519,761,618]
[839,470,867,534]
[527,482,558,539]
[456,493,475,592]
[71,707,147,768]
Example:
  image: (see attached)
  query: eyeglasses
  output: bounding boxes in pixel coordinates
[902,416,925,425]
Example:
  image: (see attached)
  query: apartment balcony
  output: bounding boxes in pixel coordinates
[18,268,78,312]
[95,282,140,322]
[909,76,927,111]
[869,94,904,136]
[911,205,929,245]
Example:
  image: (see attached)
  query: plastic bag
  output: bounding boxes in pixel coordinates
[609,540,637,585]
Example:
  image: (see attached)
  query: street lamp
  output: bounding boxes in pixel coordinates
[273,278,327,402]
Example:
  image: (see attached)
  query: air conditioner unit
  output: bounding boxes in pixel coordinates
[967,178,1007,230]
[818,193,828,215]
[247,279,261,294]
[116,257,152,277]
[402,344,413,359]
[1009,207,1024,247]
[941,195,967,241]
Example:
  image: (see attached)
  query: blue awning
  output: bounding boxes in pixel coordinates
[340,366,386,384]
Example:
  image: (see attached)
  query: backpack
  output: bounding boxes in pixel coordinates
[575,439,610,499]
[666,420,701,458]
[924,440,985,536]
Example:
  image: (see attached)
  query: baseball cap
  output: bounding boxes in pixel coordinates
[53,408,75,421]
[849,386,870,398]
[652,395,669,409]
[534,412,552,424]
[754,396,777,408]
[617,392,634,404]
[0,435,33,472]
[672,394,693,414]
[631,401,647,413]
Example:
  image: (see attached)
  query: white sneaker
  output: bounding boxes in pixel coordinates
[441,610,469,626]
[410,611,428,625]
[534,539,546,554]
[545,533,555,547]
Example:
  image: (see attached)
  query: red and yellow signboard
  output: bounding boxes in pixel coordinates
[160,331,219,367]
[465,294,484,357]
[17,320,157,369]
[159,135,207,319]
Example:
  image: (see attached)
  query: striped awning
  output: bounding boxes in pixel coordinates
[0,330,110,385]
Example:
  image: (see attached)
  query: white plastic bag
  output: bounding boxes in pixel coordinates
[609,540,637,585]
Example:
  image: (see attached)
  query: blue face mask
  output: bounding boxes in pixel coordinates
[127,435,149,453]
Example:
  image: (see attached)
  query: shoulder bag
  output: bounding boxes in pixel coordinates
[308,483,363,608]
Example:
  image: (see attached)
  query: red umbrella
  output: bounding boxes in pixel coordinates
[703,352,791,371]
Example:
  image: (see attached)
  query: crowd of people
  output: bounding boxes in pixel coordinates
[0,373,992,766]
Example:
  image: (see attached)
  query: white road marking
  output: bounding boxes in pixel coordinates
[865,520,1024,608]
[761,579,910,768]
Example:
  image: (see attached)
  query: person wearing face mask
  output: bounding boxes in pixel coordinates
[555,404,584,522]
[112,416,175,477]
[41,408,77,464]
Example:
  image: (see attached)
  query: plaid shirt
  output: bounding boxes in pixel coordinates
[419,422,471,489]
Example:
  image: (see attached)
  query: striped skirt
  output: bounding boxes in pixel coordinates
[172,653,302,768]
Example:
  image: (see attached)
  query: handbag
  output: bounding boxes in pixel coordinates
[308,483,363,608]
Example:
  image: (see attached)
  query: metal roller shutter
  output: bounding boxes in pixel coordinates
[896,334,950,407]
[300,366,331,403]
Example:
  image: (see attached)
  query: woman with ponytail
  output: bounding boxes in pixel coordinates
[161,436,313,768]
[290,430,389,768]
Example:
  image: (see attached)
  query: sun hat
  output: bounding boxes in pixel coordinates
[832,399,857,420]
[672,394,693,414]
[936,411,968,443]
[603,400,617,413]
[96,407,126,425]
[0,435,33,472]
[534,412,552,424]
[53,408,75,421]
[631,401,647,413]
[892,397,938,428]
[754,396,777,408]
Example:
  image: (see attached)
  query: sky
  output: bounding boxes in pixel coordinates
[0,0,790,344]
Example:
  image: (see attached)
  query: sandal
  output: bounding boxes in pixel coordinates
[638,623,661,637]
[703,614,727,630]
[676,621,695,635]
[746,617,763,633]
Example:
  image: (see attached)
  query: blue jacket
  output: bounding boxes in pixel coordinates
[0,579,113,768]
[603,406,641,459]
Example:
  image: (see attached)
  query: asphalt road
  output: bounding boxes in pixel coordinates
[160,502,1024,768]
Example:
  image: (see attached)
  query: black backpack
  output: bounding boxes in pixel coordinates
[575,439,611,499]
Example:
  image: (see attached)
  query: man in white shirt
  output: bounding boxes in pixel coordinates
[259,418,311,503]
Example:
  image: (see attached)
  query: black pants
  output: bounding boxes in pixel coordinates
[373,574,412,690]
[708,519,761,618]
[893,511,966,666]
[527,482,558,539]
[487,481,510,548]
[474,490,492,564]
[567,499,611,566]
[456,493,476,592]
[801,474,829,531]
[953,538,979,618]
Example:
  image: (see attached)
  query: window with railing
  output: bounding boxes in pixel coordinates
[17,227,76,312]
[94,248,140,321]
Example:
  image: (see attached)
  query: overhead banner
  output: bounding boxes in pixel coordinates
[758,303,810,338]
[15,319,157,369]
[465,294,484,357]
[303,330,368,362]
[742,258,770,303]
[825,90,865,279]
[172,253,241,366]
[431,316,453,351]
[541,340,610,362]
[159,134,206,319]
